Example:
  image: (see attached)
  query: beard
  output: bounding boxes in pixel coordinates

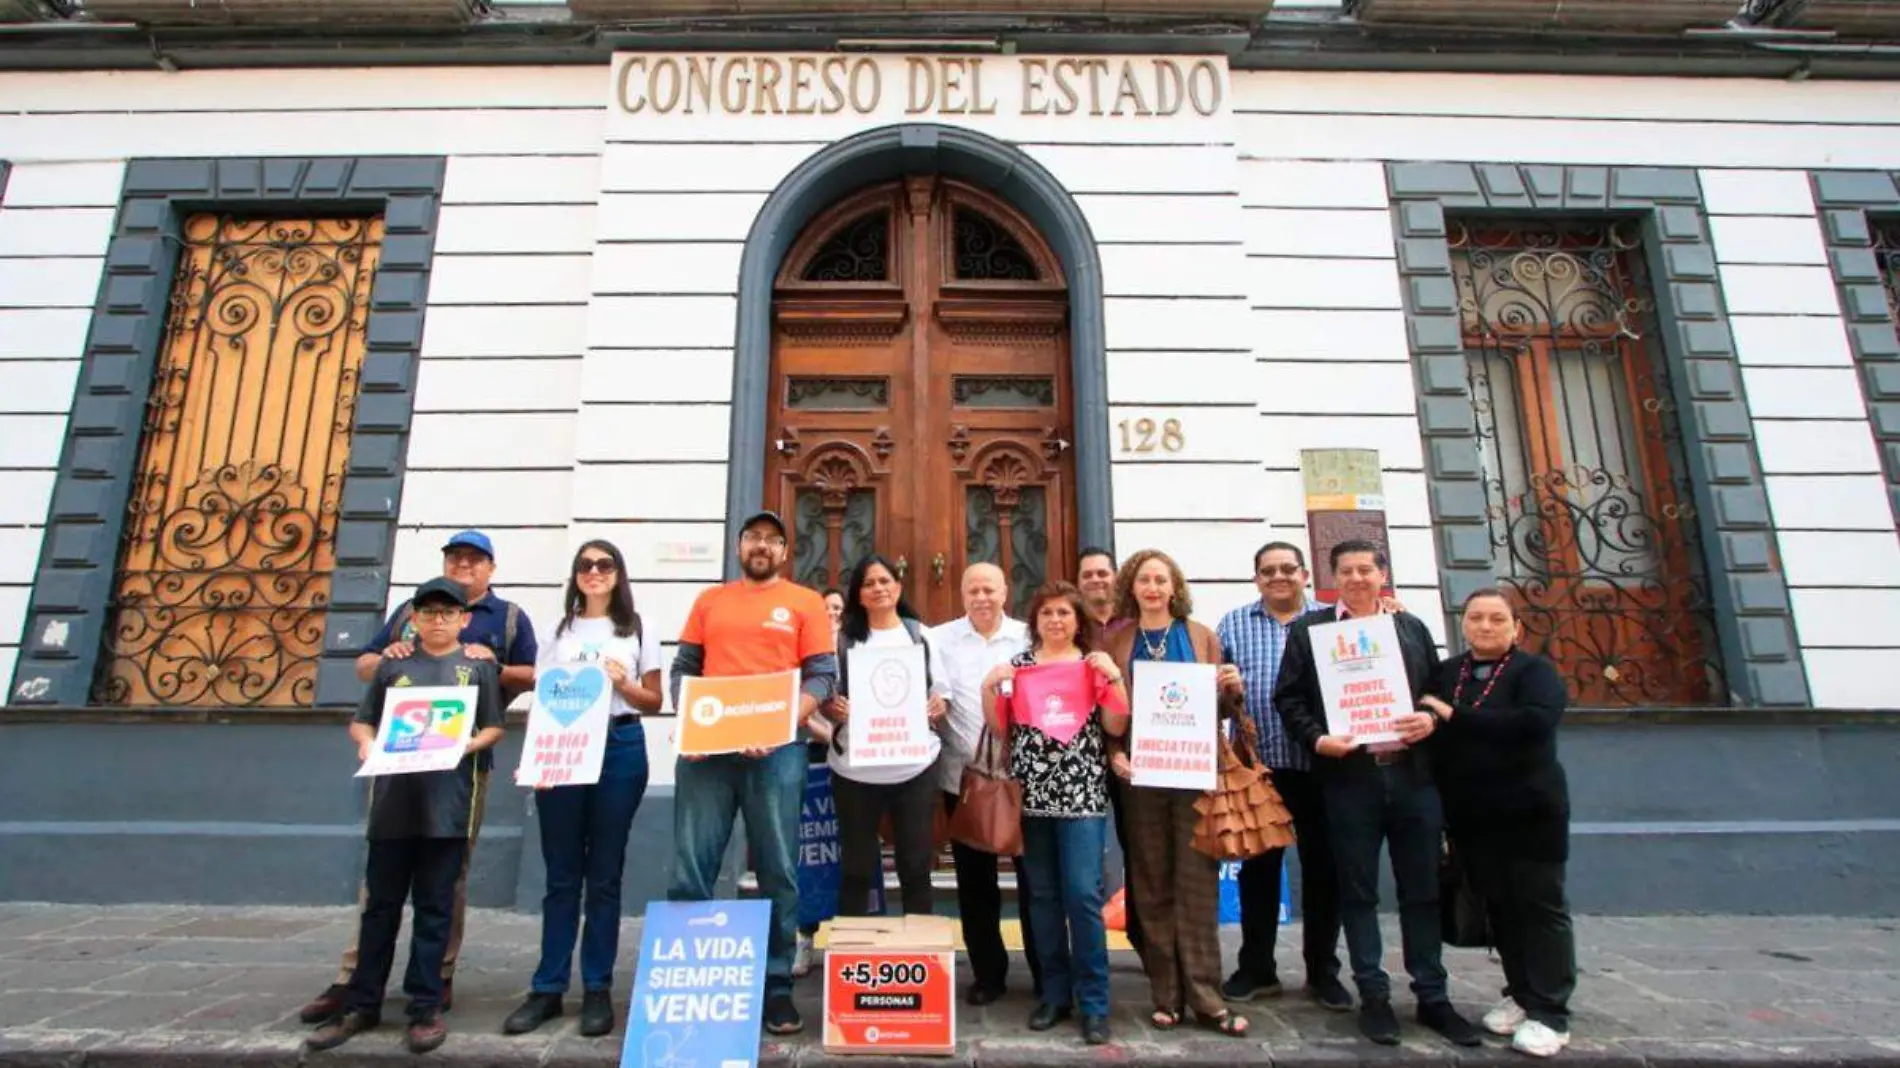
[742,553,778,579]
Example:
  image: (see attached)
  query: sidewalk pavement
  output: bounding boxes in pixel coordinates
[2,904,1897,1068]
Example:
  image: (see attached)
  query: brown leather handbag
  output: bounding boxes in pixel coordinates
[947,726,1024,857]
[1191,711,1296,861]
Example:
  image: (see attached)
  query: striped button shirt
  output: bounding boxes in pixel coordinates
[1217,597,1324,771]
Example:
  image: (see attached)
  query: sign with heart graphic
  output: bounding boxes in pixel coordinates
[538,667,606,728]
[517,661,613,788]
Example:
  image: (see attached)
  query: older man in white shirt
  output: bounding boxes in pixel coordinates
[931,562,1040,1006]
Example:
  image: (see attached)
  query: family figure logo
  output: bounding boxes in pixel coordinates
[1157,679,1189,712]
[1330,628,1381,665]
[385,697,469,753]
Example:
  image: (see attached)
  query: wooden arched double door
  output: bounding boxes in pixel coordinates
[767,176,1076,623]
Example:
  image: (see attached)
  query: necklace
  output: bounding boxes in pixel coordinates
[1139,622,1172,660]
[1453,648,1514,707]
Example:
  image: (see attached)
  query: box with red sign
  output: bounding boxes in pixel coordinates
[822,915,957,1056]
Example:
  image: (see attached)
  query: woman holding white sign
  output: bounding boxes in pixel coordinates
[817,554,950,918]
[1100,549,1262,1038]
[505,540,660,1039]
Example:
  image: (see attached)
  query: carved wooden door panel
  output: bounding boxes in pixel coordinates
[770,178,1072,624]
[768,189,912,597]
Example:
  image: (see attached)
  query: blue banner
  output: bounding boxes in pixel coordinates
[1217,857,1292,926]
[797,763,841,927]
[797,761,884,924]
[621,899,771,1068]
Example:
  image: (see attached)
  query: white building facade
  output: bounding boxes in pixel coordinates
[2,0,1896,909]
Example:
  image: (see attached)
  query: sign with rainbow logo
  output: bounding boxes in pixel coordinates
[356,685,479,778]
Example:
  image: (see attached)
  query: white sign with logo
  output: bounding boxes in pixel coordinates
[845,644,931,768]
[356,685,479,778]
[516,661,613,788]
[1129,660,1219,791]
[1310,614,1410,747]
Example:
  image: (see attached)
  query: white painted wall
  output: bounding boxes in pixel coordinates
[3,62,1899,710]
[1231,69,1900,707]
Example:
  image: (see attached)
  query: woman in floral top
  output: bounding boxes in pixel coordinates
[982,582,1128,1046]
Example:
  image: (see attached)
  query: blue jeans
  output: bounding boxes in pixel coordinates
[1324,761,1449,1004]
[1020,815,1111,1017]
[531,720,650,994]
[669,743,806,998]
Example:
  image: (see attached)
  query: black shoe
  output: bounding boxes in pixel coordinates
[1418,1000,1482,1048]
[1309,976,1354,1012]
[1027,1003,1073,1031]
[406,1015,448,1054]
[1082,1014,1111,1045]
[503,993,563,1036]
[1221,969,1283,1002]
[579,990,615,1038]
[299,984,349,1025]
[967,983,1005,1007]
[763,994,803,1036]
[306,1009,379,1051]
[1359,998,1402,1046]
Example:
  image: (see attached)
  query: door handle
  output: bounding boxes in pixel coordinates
[894,555,909,583]
[932,552,946,585]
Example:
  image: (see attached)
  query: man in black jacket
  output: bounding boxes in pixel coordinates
[1273,539,1479,1049]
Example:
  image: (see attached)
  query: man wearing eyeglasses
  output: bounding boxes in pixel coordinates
[298,529,539,1026]
[1214,542,1351,1012]
[668,510,838,1037]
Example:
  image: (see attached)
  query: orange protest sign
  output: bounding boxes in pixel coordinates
[677,670,802,756]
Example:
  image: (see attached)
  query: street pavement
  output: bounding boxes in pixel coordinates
[1,904,1897,1067]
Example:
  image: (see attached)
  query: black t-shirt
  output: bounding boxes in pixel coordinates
[354,647,504,839]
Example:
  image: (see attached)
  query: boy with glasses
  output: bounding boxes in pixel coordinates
[306,578,506,1055]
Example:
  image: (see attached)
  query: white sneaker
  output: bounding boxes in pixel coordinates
[791,932,815,978]
[1483,997,1528,1036]
[1512,1020,1571,1058]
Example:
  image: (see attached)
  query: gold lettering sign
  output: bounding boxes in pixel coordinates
[615,54,1226,119]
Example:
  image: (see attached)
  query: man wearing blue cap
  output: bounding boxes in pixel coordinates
[298,529,539,1025]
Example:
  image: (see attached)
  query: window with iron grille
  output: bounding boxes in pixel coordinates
[1449,216,1725,707]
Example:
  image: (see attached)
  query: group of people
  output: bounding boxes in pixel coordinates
[294,515,1579,1060]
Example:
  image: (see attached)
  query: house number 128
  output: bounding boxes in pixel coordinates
[1117,417,1186,454]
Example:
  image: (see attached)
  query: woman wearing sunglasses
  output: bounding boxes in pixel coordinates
[505,540,661,1039]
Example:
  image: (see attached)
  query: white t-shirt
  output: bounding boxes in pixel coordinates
[536,615,663,719]
[828,623,947,786]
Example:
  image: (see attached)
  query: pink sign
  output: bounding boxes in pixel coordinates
[1011,660,1101,746]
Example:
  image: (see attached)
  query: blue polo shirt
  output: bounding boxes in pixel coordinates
[362,589,538,670]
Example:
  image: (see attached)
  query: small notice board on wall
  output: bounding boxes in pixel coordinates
[1301,449,1395,603]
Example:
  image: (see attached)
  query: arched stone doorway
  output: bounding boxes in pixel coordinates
[725,124,1112,600]
[766,175,1074,622]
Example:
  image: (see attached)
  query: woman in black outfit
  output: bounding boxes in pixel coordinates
[1420,589,1576,1059]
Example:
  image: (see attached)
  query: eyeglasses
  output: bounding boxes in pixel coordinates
[575,558,618,575]
[1257,564,1303,578]
[741,531,787,547]
[415,607,463,623]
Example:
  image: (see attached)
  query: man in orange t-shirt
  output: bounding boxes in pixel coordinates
[667,510,837,1036]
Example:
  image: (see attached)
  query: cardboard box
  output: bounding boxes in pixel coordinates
[822,915,957,1056]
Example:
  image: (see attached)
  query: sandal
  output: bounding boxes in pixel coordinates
[1150,1008,1182,1031]
[1197,1010,1250,1038]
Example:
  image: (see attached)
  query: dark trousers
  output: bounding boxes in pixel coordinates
[1107,776,1147,960]
[344,836,463,1021]
[1463,843,1576,1031]
[832,769,937,916]
[943,791,1042,996]
[1236,768,1342,986]
[1324,762,1448,1004]
[531,721,651,994]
